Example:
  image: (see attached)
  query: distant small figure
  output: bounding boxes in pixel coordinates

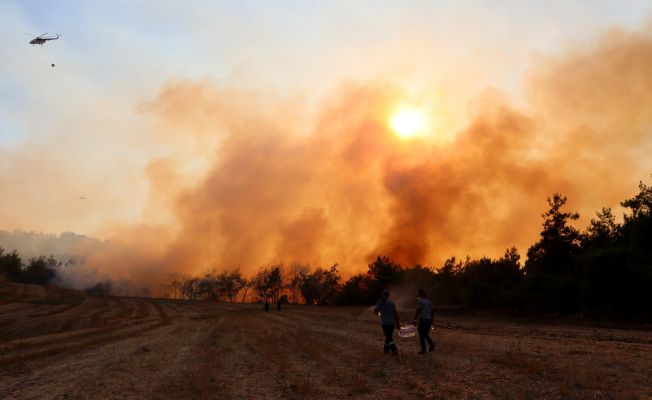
[51,63,55,67]
[276,299,281,311]
[413,289,435,355]
[264,300,270,313]
[374,288,400,355]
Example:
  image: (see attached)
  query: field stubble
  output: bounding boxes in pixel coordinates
[1,282,651,399]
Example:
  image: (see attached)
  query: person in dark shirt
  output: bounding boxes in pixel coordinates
[264,300,270,312]
[413,289,435,355]
[374,289,401,354]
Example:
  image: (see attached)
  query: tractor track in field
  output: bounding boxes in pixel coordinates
[0,294,177,368]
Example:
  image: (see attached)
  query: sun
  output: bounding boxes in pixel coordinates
[389,107,428,139]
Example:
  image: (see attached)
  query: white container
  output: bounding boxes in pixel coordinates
[399,324,416,338]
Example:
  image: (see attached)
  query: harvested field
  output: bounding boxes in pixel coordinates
[1,282,651,399]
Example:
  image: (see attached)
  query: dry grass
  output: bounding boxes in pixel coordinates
[1,282,651,399]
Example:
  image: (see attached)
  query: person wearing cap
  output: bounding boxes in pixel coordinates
[373,288,401,354]
[413,288,435,354]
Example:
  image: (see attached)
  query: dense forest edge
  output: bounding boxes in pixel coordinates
[1,178,651,318]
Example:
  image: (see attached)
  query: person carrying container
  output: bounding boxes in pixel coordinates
[374,288,401,355]
[413,288,435,355]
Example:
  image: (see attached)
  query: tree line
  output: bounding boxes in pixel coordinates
[336,180,651,316]
[2,178,651,316]
[162,178,651,316]
[0,251,60,285]
[160,263,342,305]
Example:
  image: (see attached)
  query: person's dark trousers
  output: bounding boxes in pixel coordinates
[418,319,435,351]
[382,324,398,353]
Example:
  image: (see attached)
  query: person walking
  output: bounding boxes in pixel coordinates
[413,289,435,355]
[374,289,401,355]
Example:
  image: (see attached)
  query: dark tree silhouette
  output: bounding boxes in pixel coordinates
[0,248,23,282]
[22,256,60,285]
[618,180,652,313]
[525,194,581,312]
[366,256,402,297]
[335,274,367,305]
[299,264,341,305]
[251,265,285,303]
[459,248,524,308]
[583,207,620,248]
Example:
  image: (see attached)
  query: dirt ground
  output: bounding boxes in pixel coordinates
[1,282,651,399]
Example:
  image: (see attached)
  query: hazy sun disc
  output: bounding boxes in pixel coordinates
[389,107,428,139]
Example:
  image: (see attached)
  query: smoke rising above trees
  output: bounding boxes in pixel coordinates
[2,177,651,315]
[2,22,652,294]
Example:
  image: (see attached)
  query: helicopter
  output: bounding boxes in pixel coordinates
[27,32,60,46]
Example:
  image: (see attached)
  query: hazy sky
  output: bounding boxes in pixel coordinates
[2,1,652,283]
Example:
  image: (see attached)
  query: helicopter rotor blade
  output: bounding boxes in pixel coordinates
[38,32,48,38]
[25,33,36,37]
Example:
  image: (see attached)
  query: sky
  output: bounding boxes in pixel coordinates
[1,1,652,288]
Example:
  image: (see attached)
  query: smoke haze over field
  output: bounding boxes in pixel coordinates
[1,3,652,290]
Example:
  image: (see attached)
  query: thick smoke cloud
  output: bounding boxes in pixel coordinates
[4,25,652,292]
[152,25,651,277]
